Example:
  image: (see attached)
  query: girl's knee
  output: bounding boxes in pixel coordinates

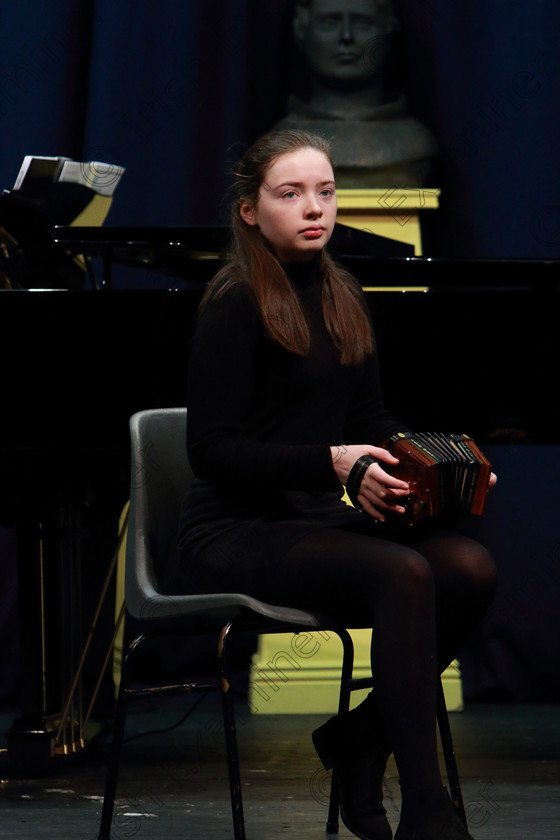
[459,539,498,592]
[474,545,498,598]
[438,535,498,597]
[390,549,435,593]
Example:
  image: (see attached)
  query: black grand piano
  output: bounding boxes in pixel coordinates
[1,211,559,766]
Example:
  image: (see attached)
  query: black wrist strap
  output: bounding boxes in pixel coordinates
[346,455,378,512]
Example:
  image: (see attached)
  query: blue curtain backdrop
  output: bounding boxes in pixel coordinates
[1,0,559,258]
[1,0,560,704]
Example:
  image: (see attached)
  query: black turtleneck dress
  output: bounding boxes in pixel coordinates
[177,259,498,812]
[176,258,409,596]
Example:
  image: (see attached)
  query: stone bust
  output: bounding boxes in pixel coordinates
[274,0,438,187]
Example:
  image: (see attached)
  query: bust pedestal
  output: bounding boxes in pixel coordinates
[336,187,440,257]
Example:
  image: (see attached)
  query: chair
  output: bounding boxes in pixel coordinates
[97,407,466,840]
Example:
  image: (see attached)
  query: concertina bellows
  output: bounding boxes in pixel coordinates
[346,432,492,526]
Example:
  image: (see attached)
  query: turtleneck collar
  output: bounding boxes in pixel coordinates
[282,252,322,288]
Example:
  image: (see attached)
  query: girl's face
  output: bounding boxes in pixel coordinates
[240,147,337,262]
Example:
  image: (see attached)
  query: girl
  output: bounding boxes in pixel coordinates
[177,129,497,840]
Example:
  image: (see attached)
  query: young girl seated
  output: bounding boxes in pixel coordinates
[177,128,497,840]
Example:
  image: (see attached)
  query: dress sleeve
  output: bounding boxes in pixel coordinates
[186,284,340,491]
[343,348,412,446]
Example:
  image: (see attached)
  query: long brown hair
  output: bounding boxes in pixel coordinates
[202,129,373,365]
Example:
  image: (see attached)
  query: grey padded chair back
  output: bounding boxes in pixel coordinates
[125,407,189,619]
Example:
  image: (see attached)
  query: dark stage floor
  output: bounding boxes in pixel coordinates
[1,699,559,839]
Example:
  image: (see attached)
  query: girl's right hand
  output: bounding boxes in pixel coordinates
[331,444,411,522]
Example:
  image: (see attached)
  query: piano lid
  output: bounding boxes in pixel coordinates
[52,222,415,287]
[52,224,560,292]
[53,222,414,257]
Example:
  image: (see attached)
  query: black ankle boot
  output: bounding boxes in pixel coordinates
[312,693,392,840]
[395,786,475,840]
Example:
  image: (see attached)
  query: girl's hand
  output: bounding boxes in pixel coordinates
[331,444,410,522]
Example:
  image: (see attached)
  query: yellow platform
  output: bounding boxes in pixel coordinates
[249,631,463,715]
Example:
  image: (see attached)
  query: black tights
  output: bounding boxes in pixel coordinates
[257,525,498,792]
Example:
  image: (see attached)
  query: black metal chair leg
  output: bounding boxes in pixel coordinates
[97,635,145,840]
[218,622,247,840]
[436,679,466,825]
[326,628,356,835]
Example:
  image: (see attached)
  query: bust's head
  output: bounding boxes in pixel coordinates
[293,0,399,91]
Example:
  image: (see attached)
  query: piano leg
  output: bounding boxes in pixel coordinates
[6,501,118,770]
[7,511,58,767]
